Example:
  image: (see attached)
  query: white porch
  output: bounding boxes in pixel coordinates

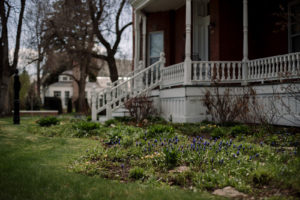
[90,0,300,126]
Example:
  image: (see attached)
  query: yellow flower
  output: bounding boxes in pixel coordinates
[104,154,108,158]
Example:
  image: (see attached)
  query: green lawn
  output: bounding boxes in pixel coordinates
[0,117,223,200]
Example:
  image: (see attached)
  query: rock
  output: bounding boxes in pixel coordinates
[212,186,247,198]
[169,166,190,173]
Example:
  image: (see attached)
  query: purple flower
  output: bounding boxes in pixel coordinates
[256,153,259,157]
[237,160,240,164]
[237,151,240,156]
[121,164,124,169]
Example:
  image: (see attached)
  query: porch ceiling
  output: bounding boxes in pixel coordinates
[144,0,185,12]
[131,0,185,13]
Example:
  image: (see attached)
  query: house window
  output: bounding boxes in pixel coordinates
[54,91,61,97]
[63,76,68,81]
[289,1,300,52]
[149,32,164,65]
[65,91,70,106]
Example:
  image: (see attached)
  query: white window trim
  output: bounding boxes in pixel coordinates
[148,31,164,66]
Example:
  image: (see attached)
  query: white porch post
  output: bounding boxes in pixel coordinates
[91,86,97,122]
[242,0,249,85]
[142,14,147,68]
[134,10,141,71]
[184,0,192,85]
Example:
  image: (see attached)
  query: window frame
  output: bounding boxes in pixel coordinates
[148,31,164,66]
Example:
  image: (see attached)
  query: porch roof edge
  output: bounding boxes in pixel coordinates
[130,0,152,10]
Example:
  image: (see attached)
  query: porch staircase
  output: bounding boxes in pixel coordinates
[91,53,165,122]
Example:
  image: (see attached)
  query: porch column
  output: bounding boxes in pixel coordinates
[142,14,147,68]
[184,0,192,85]
[242,0,249,85]
[134,10,141,71]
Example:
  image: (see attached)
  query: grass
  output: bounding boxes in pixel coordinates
[0,117,223,200]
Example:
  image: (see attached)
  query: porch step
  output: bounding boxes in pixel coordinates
[98,107,130,122]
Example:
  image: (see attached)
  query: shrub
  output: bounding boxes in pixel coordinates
[164,148,180,169]
[211,127,226,139]
[230,125,250,137]
[203,87,254,124]
[104,118,120,127]
[124,95,156,122]
[147,124,174,138]
[72,121,100,137]
[37,117,60,127]
[129,167,145,180]
[251,168,274,187]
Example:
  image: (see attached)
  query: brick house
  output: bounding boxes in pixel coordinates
[92,0,300,126]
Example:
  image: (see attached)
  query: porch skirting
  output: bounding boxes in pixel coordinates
[149,83,300,127]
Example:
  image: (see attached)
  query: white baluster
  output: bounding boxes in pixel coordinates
[232,63,236,80]
[238,62,242,80]
[225,63,229,80]
[291,54,295,75]
[287,54,291,74]
[216,63,220,81]
[271,57,274,78]
[193,63,196,81]
[205,62,210,81]
[221,63,225,81]
[296,54,300,75]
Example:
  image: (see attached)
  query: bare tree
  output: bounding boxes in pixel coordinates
[24,0,50,99]
[88,0,132,82]
[43,0,103,113]
[0,0,26,116]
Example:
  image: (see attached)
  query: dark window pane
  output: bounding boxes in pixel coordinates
[292,35,300,52]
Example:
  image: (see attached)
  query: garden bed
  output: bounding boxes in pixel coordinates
[31,117,300,199]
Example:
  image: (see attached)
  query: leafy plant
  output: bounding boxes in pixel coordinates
[72,121,100,137]
[251,168,274,187]
[147,124,174,138]
[129,167,145,180]
[36,117,60,127]
[211,127,227,139]
[230,125,250,137]
[164,148,180,169]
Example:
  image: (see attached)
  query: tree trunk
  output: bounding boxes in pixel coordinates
[0,75,12,116]
[76,57,89,114]
[107,56,119,83]
[36,46,41,100]
[77,77,88,114]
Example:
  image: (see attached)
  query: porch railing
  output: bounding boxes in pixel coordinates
[161,62,184,87]
[248,52,300,82]
[92,52,300,121]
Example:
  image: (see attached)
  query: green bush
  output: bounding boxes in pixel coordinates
[230,125,250,137]
[72,121,100,137]
[251,168,273,187]
[37,117,60,127]
[164,148,179,169]
[86,116,92,121]
[211,127,226,139]
[129,167,145,180]
[147,124,174,138]
[104,118,119,127]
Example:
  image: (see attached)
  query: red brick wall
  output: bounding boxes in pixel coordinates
[173,6,186,64]
[146,11,172,66]
[210,0,288,61]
